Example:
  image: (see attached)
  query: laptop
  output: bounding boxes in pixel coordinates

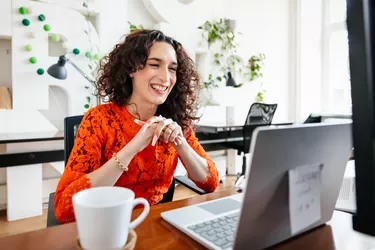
[161,123,352,250]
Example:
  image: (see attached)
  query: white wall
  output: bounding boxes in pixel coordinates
[96,0,129,54]
[298,0,323,121]
[128,0,156,30]
[196,0,292,124]
[39,86,69,130]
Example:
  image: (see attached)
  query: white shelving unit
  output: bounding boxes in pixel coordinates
[0,0,12,39]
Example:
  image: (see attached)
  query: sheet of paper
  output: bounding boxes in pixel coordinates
[289,164,322,235]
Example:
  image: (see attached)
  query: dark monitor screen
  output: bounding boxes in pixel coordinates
[346,0,375,236]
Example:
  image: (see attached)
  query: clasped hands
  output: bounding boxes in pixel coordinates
[134,115,184,147]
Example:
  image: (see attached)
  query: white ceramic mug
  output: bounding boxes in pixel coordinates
[72,186,150,250]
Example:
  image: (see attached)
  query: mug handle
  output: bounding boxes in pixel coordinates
[129,198,150,229]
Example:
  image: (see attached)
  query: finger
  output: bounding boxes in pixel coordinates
[161,127,173,143]
[168,122,181,143]
[153,119,173,146]
[174,135,183,145]
[134,119,146,126]
[176,134,183,141]
[169,129,180,143]
[142,116,165,132]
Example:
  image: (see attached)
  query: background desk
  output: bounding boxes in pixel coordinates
[0,131,64,168]
[1,189,374,250]
[196,123,293,152]
[0,131,64,221]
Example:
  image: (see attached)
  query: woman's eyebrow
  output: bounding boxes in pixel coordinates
[147,57,177,66]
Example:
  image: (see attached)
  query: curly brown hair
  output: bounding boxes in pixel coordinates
[95,29,201,132]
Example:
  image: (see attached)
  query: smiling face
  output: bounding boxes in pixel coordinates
[131,42,178,106]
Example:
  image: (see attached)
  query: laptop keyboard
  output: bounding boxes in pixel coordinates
[187,212,239,249]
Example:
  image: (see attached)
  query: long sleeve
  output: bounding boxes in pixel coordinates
[54,108,105,223]
[182,128,219,193]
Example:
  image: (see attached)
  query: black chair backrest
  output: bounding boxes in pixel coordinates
[64,115,83,165]
[304,114,322,124]
[244,102,278,126]
[243,103,278,153]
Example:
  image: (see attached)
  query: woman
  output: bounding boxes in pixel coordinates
[54,29,219,223]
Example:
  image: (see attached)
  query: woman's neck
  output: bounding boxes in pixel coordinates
[126,96,158,121]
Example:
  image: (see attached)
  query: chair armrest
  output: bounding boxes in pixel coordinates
[174,175,206,195]
[46,192,61,227]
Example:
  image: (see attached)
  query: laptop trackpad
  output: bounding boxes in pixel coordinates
[198,198,241,215]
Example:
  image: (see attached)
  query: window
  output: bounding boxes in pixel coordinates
[322,0,351,114]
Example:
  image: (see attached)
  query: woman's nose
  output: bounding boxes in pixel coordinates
[158,67,170,83]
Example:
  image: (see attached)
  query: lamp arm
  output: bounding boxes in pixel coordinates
[66,58,96,85]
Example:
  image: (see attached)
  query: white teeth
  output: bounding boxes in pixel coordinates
[151,85,168,91]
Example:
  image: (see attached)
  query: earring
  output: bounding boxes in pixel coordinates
[130,74,133,78]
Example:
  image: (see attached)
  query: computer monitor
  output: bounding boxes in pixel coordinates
[346,0,375,236]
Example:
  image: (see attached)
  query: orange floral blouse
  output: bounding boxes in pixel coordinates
[54,103,219,223]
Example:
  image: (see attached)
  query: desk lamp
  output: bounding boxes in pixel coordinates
[47,52,96,86]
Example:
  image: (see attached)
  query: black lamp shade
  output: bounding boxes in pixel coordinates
[47,55,68,80]
[226,72,237,87]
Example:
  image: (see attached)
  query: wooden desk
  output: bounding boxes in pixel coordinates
[1,189,374,250]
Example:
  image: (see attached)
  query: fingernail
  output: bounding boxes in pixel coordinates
[152,135,157,146]
[142,125,148,132]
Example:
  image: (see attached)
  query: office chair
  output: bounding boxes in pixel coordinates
[304,114,322,124]
[47,115,205,227]
[226,103,278,177]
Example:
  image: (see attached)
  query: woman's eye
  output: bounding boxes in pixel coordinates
[169,68,177,72]
[150,64,159,67]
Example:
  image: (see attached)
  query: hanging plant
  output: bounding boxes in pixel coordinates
[244,53,265,82]
[198,18,266,102]
[198,18,243,88]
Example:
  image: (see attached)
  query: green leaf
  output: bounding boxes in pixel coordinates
[139,25,145,30]
[84,104,90,109]
[83,2,88,8]
[216,76,222,81]
[130,24,136,29]
[86,96,91,103]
